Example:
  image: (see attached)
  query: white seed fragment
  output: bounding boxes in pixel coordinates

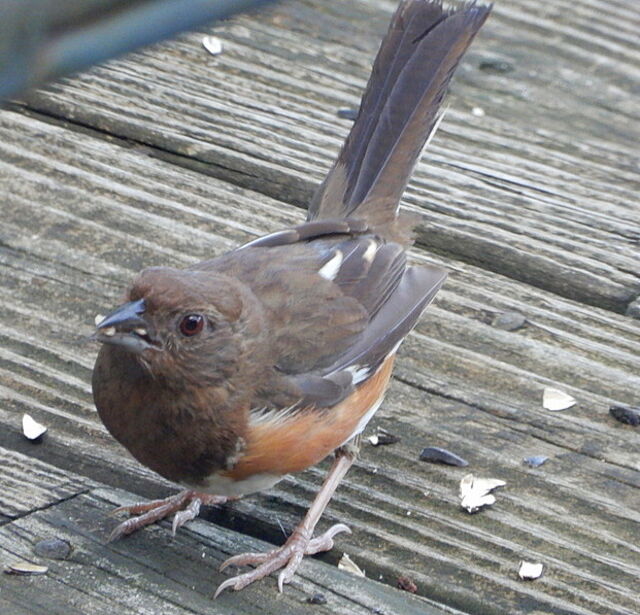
[461,493,496,512]
[134,327,148,337]
[202,35,223,55]
[518,561,544,580]
[6,561,48,575]
[473,477,507,493]
[367,426,402,447]
[338,553,365,577]
[22,414,47,440]
[459,473,475,496]
[459,473,506,513]
[472,106,485,117]
[94,314,105,327]
[543,387,576,411]
[101,326,116,337]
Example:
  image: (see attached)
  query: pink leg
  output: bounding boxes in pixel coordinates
[108,490,231,542]
[215,451,355,597]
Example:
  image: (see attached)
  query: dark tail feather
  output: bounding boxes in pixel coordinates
[308,0,491,242]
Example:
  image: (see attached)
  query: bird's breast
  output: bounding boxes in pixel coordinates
[93,345,248,485]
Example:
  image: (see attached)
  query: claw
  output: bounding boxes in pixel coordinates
[108,516,146,542]
[109,500,157,517]
[107,490,229,542]
[172,498,201,535]
[214,522,351,598]
[219,550,271,572]
[214,576,243,599]
[277,550,304,592]
[305,523,351,555]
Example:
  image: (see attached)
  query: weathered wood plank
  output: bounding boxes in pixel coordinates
[0,109,638,614]
[0,447,89,524]
[16,0,640,312]
[0,471,447,615]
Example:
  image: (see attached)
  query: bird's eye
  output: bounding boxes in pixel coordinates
[179,314,205,337]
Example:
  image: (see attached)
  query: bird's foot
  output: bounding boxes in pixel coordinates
[108,490,229,541]
[214,522,351,597]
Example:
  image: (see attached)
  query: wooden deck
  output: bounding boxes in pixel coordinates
[1,1,638,613]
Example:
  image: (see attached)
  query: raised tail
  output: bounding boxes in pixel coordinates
[308,0,491,243]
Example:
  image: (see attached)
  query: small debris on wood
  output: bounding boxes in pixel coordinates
[420,446,468,467]
[306,592,327,605]
[5,561,48,576]
[542,387,576,411]
[625,298,640,319]
[34,538,72,560]
[397,575,418,593]
[459,474,506,513]
[202,35,223,56]
[337,108,358,120]
[523,455,548,468]
[518,560,544,580]
[338,553,365,577]
[471,106,485,117]
[367,428,401,447]
[492,311,526,331]
[479,59,514,74]
[22,414,47,441]
[609,404,640,426]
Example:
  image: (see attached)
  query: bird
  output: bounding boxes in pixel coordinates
[92,0,491,597]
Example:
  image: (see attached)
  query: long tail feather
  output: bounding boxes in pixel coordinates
[308,0,491,243]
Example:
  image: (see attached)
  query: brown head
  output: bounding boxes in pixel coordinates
[94,266,265,390]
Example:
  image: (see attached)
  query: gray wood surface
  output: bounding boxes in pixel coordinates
[0,450,444,615]
[0,1,638,614]
[18,0,640,312]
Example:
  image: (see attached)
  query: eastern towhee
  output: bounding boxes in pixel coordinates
[92,0,491,596]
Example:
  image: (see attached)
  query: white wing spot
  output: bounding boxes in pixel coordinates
[318,250,343,280]
[345,365,370,384]
[363,240,377,264]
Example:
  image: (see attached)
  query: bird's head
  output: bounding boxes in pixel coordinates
[94,267,262,388]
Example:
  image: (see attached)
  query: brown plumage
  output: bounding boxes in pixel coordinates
[92,0,491,596]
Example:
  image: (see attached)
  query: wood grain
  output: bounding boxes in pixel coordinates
[0,103,638,614]
[0,447,89,523]
[0,453,446,615]
[16,0,640,312]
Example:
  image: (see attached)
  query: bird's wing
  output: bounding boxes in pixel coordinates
[196,220,446,410]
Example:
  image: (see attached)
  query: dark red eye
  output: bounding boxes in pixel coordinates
[179,314,204,337]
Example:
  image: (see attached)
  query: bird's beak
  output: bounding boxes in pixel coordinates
[94,299,160,354]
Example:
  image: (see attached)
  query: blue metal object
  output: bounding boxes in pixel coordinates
[0,0,274,99]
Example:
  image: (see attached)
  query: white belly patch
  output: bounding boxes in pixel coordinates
[183,472,283,497]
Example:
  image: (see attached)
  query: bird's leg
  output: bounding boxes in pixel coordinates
[108,489,231,541]
[215,445,358,597]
